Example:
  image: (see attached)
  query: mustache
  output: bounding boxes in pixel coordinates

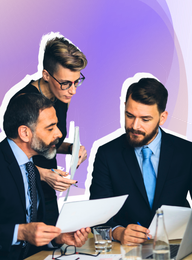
[49,138,59,147]
[126,128,145,136]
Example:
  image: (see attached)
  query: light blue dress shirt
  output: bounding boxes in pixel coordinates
[8,139,39,245]
[112,128,162,236]
[134,127,162,176]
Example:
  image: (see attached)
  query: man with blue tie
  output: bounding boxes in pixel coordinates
[90,78,192,245]
[0,93,90,260]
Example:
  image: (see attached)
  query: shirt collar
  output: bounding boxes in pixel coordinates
[135,127,162,156]
[8,138,32,166]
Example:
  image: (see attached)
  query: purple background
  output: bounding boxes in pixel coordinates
[0,0,188,198]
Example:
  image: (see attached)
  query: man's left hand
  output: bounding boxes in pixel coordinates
[54,227,91,247]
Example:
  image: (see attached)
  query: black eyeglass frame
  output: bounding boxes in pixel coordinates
[52,245,100,259]
[48,71,85,90]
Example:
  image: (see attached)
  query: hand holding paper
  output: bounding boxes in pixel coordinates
[54,227,91,247]
[76,145,87,169]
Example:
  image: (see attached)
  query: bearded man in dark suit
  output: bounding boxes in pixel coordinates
[0,93,90,260]
[90,78,192,245]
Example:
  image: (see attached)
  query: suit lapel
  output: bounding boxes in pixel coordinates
[153,130,175,207]
[1,138,45,223]
[122,139,150,207]
[0,139,26,212]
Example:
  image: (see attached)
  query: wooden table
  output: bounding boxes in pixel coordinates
[25,238,192,260]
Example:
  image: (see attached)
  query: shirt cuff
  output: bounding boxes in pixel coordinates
[48,239,62,248]
[12,224,20,245]
[48,242,55,248]
[112,225,123,241]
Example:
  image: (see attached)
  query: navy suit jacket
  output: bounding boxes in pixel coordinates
[0,138,45,260]
[90,129,192,229]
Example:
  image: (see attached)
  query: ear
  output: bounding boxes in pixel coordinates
[18,125,32,142]
[159,111,168,126]
[42,69,50,82]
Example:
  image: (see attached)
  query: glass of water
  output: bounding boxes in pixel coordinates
[121,244,142,260]
[93,226,112,252]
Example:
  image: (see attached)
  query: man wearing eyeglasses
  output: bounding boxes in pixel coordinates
[0,93,90,260]
[9,35,88,230]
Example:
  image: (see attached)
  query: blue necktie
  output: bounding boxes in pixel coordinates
[142,147,156,208]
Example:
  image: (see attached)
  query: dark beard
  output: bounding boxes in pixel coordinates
[126,123,159,147]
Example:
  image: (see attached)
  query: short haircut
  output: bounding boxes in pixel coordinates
[4,93,53,139]
[43,37,87,74]
[125,78,168,113]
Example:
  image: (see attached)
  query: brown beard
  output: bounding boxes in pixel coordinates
[126,122,159,147]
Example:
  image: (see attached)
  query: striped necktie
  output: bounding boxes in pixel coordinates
[23,161,37,258]
[26,161,37,222]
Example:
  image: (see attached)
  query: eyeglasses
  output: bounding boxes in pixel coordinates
[48,71,85,90]
[52,245,100,259]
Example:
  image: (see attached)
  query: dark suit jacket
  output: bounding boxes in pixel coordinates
[90,129,192,230]
[0,138,45,260]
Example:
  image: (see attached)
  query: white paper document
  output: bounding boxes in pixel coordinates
[149,205,192,239]
[70,126,80,179]
[56,195,128,233]
[44,254,121,260]
[64,126,80,202]
[44,255,96,260]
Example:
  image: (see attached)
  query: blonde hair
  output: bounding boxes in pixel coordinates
[43,37,87,74]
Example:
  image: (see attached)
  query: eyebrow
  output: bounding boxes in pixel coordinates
[125,111,153,119]
[59,76,80,83]
[45,123,57,129]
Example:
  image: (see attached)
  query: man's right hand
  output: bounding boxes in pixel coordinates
[112,224,152,245]
[18,222,61,246]
[37,166,77,192]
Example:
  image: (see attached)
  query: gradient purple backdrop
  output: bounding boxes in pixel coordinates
[0,0,186,197]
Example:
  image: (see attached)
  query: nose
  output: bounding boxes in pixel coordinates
[68,83,77,95]
[132,118,140,130]
[55,127,62,139]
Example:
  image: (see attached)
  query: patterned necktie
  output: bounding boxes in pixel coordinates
[26,161,37,222]
[23,161,37,258]
[142,147,156,208]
